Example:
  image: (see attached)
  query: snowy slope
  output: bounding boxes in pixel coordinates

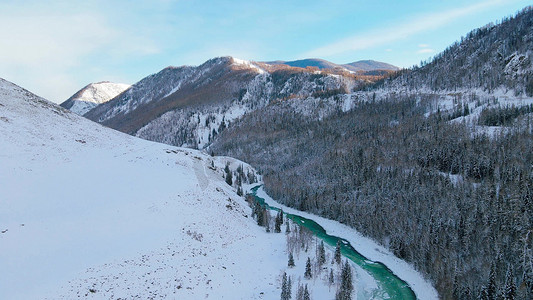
[0,78,318,299]
[60,81,130,115]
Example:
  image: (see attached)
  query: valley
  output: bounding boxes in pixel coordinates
[2,3,533,300]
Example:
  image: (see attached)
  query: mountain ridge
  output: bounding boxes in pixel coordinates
[83,56,361,149]
[264,58,399,73]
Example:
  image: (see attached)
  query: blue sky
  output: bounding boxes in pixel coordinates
[0,0,530,103]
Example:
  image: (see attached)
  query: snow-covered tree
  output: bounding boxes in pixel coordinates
[304,257,312,279]
[288,252,295,268]
[281,272,290,300]
[334,241,342,265]
[317,241,326,266]
[336,260,353,300]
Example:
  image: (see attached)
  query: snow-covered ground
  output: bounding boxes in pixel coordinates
[0,78,327,299]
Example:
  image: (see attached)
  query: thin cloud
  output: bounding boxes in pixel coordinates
[303,0,507,58]
[417,48,435,54]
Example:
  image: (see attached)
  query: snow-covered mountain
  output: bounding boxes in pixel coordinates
[0,78,287,299]
[60,81,130,115]
[83,56,359,149]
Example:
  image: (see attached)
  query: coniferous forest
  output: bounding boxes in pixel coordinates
[212,92,533,299]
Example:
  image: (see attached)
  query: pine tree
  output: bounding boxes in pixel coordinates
[281,272,289,300]
[317,241,326,266]
[304,257,312,279]
[224,163,233,186]
[288,252,295,267]
[487,263,497,300]
[504,266,516,300]
[275,210,283,233]
[285,221,291,234]
[254,202,265,226]
[303,284,310,300]
[334,240,342,264]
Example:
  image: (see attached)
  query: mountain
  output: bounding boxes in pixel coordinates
[211,7,533,300]
[265,58,345,70]
[60,81,130,115]
[265,58,399,73]
[342,60,399,72]
[84,56,359,149]
[0,77,280,299]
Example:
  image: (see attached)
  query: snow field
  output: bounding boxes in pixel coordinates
[0,79,332,299]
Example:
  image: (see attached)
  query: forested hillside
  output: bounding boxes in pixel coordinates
[212,8,533,299]
[379,7,533,95]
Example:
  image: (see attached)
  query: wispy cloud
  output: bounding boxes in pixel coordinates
[417,44,435,54]
[417,48,435,54]
[303,0,507,58]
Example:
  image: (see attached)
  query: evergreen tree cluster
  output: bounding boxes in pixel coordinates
[336,260,353,300]
[478,104,533,126]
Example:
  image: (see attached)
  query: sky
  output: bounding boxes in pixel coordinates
[0,0,530,103]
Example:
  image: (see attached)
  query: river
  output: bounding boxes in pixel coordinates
[249,185,416,300]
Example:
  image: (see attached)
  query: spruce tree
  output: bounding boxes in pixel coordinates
[334,240,342,264]
[304,257,312,279]
[303,284,310,300]
[336,260,353,300]
[288,252,295,267]
[281,272,289,300]
[275,210,282,233]
[504,267,516,300]
[224,163,232,185]
[488,263,497,300]
[317,241,326,266]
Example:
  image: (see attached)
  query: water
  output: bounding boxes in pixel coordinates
[250,185,416,300]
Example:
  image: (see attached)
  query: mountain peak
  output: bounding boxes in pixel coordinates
[60,81,131,115]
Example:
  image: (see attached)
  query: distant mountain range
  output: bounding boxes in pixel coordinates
[265,58,399,73]
[77,56,364,148]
